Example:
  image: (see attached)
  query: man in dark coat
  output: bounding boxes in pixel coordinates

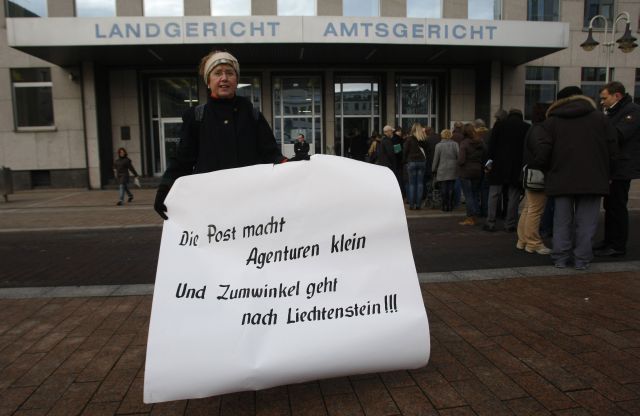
[154,51,285,220]
[536,86,618,270]
[377,125,398,175]
[594,81,640,257]
[483,109,529,232]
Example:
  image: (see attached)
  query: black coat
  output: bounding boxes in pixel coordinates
[536,95,618,196]
[161,96,284,186]
[376,136,397,172]
[487,113,530,186]
[113,156,138,185]
[605,94,640,180]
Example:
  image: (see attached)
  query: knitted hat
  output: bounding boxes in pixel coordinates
[557,86,582,100]
[203,51,239,85]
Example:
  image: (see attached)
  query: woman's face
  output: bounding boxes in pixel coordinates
[118,149,125,157]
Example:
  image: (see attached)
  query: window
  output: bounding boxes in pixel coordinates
[581,67,610,103]
[396,77,438,131]
[524,67,558,121]
[237,76,262,110]
[6,0,47,17]
[527,0,559,21]
[75,0,116,16]
[273,76,323,157]
[277,0,315,16]
[634,69,640,105]
[211,0,250,16]
[407,0,441,18]
[343,0,379,17]
[468,0,501,20]
[584,0,614,28]
[11,68,54,129]
[144,0,183,16]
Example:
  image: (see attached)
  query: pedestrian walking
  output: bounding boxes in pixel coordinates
[113,147,138,206]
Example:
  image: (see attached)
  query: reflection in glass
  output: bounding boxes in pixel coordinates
[343,0,379,17]
[237,76,262,110]
[527,0,559,21]
[158,79,198,117]
[273,76,322,154]
[525,84,556,120]
[401,81,429,115]
[211,0,250,16]
[76,0,116,16]
[144,0,184,16]
[468,0,501,20]
[407,0,441,18]
[334,78,381,159]
[7,0,47,17]
[396,77,437,131]
[278,0,315,16]
[14,87,54,127]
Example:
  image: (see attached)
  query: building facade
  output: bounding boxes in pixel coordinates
[1,0,638,189]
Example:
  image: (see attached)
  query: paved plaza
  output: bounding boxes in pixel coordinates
[0,189,639,415]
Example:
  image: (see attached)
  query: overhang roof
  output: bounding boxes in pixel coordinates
[6,16,569,68]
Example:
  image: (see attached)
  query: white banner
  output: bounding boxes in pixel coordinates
[144,155,430,403]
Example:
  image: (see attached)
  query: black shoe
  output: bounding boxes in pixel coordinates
[594,247,626,257]
[482,224,496,232]
[128,195,134,203]
[116,201,123,206]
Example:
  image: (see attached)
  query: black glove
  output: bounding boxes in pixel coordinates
[154,184,170,220]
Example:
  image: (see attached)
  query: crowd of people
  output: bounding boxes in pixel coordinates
[150,49,639,272]
[365,82,640,271]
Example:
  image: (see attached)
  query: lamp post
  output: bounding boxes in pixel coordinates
[580,11,638,83]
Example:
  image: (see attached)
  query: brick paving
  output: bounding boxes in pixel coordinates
[2,187,640,414]
[0,272,639,415]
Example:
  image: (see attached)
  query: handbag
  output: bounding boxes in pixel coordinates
[522,165,544,191]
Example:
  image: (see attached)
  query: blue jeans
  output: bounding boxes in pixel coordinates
[406,161,426,208]
[460,178,482,217]
[119,183,132,202]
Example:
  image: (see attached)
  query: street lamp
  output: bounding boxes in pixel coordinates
[580,11,638,83]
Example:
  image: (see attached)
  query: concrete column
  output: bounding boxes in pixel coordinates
[185,0,210,16]
[324,70,335,155]
[490,60,503,125]
[385,71,396,126]
[117,0,143,16]
[450,69,476,124]
[318,0,342,16]
[47,0,74,17]
[443,0,467,19]
[381,0,405,17]
[261,71,273,125]
[253,0,276,15]
[81,62,102,189]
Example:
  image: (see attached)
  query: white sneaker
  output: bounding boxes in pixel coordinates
[526,246,551,255]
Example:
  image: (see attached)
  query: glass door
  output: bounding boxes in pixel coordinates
[272,76,322,158]
[395,77,438,131]
[334,77,380,160]
[149,77,198,175]
[160,119,183,172]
